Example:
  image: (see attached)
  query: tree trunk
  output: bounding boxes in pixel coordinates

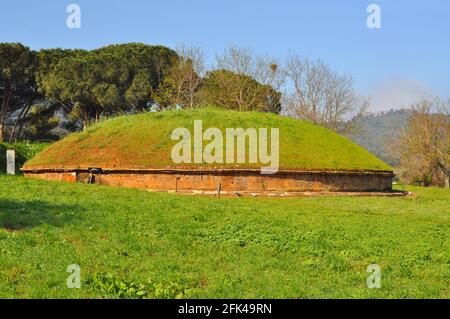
[9,92,35,142]
[1,91,12,143]
[421,173,428,187]
[8,120,20,142]
[16,102,34,143]
[12,105,32,142]
[435,161,449,188]
[9,108,26,142]
[15,115,28,142]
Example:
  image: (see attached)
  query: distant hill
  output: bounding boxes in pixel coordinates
[346,109,412,166]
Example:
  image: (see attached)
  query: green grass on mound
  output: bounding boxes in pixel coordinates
[24,108,391,171]
[0,176,448,298]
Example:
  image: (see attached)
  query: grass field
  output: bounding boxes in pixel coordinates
[0,175,448,298]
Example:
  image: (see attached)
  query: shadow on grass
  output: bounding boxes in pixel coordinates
[0,199,81,231]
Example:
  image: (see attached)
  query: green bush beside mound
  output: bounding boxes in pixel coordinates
[0,142,49,174]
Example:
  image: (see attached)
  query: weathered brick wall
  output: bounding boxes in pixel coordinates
[25,172,77,183]
[25,170,393,195]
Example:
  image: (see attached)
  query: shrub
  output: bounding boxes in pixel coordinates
[0,142,49,174]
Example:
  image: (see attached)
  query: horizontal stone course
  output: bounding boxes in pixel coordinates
[24,168,394,196]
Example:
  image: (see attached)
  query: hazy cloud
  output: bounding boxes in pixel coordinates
[368,77,433,112]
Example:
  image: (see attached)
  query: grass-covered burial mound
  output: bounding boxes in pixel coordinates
[23,108,393,195]
[24,108,390,171]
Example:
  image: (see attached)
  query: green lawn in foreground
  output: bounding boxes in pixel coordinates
[0,176,448,298]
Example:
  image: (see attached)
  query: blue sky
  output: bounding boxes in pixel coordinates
[2,0,449,111]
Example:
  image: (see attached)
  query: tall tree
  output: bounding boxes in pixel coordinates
[152,45,205,109]
[214,45,284,113]
[0,43,37,142]
[284,54,367,133]
[39,43,179,129]
[125,70,153,111]
[198,69,281,113]
[396,97,450,187]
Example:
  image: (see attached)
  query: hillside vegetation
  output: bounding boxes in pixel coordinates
[348,110,411,166]
[24,108,391,171]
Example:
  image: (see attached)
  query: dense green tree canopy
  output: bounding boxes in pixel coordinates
[39,43,179,127]
[2,42,282,141]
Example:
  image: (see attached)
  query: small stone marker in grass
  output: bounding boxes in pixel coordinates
[6,150,15,175]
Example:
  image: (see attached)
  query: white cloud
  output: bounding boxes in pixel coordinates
[368,77,434,112]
